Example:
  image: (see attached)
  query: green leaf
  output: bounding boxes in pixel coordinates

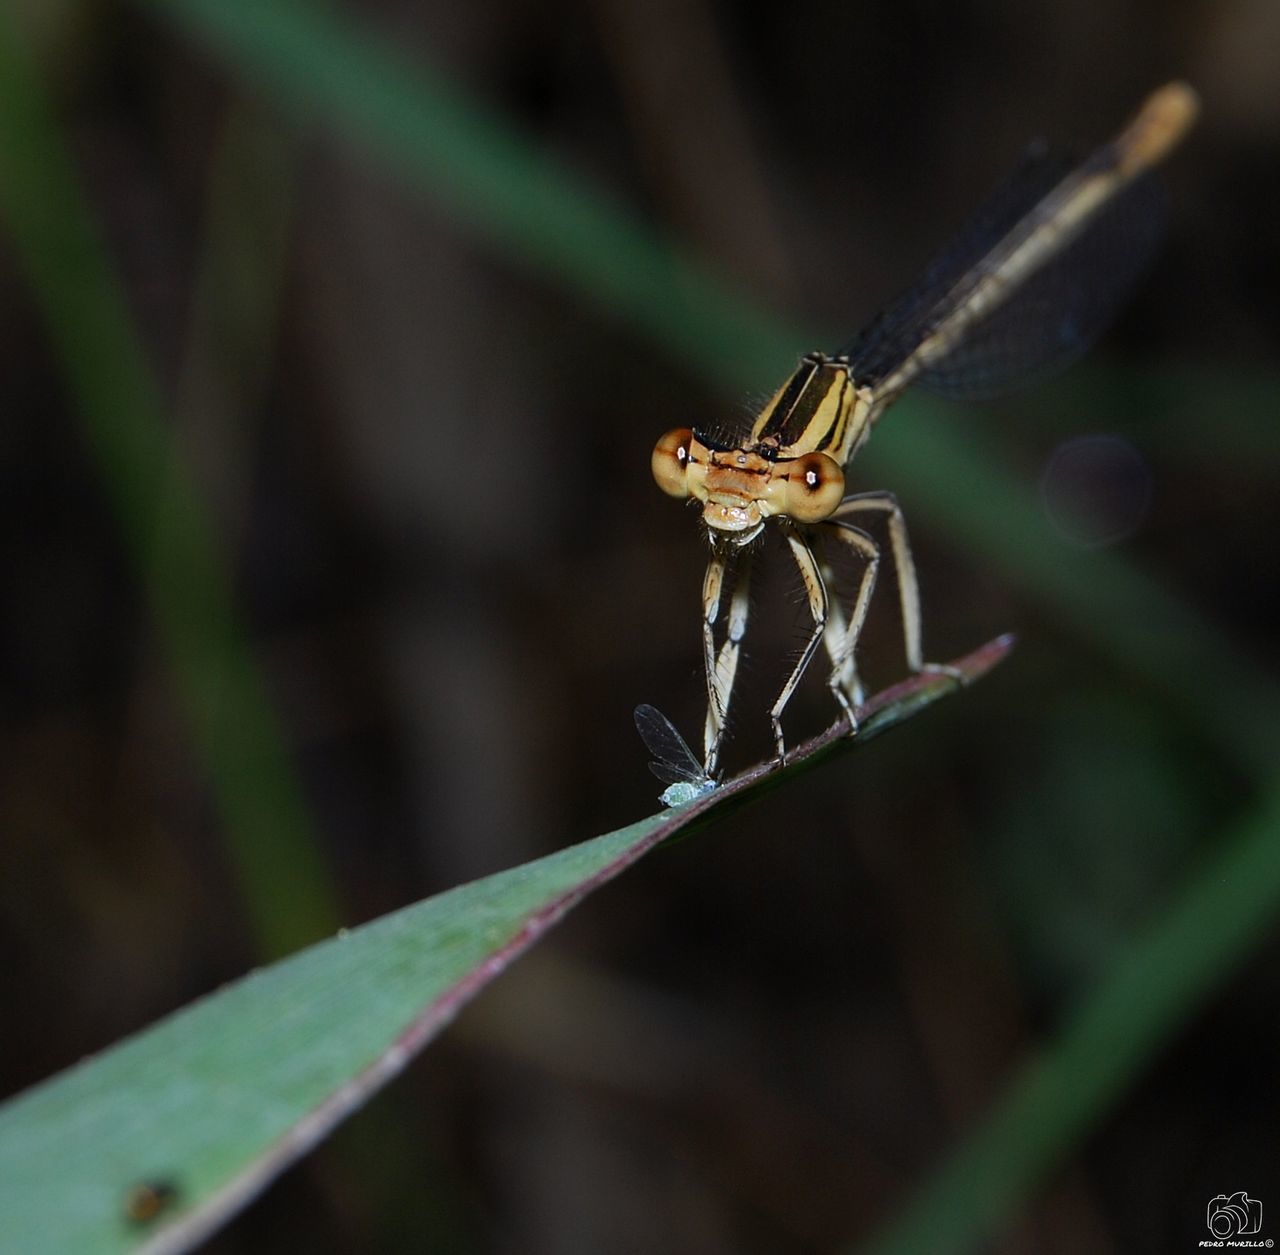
[0,639,1010,1254]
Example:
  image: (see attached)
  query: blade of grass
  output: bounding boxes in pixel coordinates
[854,776,1280,1255]
[0,638,1008,1255]
[1010,361,1280,472]
[136,0,1280,774]
[0,14,337,954]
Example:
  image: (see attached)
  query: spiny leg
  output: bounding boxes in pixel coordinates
[701,549,727,771]
[706,564,752,775]
[771,523,831,763]
[818,564,856,703]
[819,595,861,709]
[702,549,752,776]
[817,520,881,727]
[831,491,963,685]
[830,491,921,668]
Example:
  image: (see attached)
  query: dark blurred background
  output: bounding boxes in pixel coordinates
[1,0,1277,1251]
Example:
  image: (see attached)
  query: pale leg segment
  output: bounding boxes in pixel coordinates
[702,549,752,777]
[831,491,963,684]
[817,521,881,725]
[770,524,833,763]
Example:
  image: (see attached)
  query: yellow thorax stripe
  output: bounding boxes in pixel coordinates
[749,353,858,462]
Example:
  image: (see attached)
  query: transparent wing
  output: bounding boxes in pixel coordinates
[634,703,705,785]
[838,148,1166,402]
[915,172,1165,399]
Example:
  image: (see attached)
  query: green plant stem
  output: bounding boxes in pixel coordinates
[855,779,1280,1255]
[0,14,338,954]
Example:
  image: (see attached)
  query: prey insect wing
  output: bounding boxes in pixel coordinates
[634,703,706,784]
[634,704,717,805]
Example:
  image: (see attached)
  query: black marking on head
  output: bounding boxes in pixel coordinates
[693,422,741,452]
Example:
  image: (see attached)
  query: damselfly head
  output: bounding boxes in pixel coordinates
[698,444,845,538]
[653,427,768,540]
[655,422,845,541]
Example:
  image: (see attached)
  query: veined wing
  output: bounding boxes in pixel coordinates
[634,703,708,787]
[914,170,1164,400]
[634,704,717,806]
[840,84,1196,409]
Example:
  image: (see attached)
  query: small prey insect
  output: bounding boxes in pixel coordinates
[651,83,1198,776]
[635,703,717,807]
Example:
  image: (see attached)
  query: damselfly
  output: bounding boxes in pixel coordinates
[651,83,1197,777]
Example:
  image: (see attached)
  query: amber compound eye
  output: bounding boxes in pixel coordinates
[651,428,694,499]
[781,452,845,522]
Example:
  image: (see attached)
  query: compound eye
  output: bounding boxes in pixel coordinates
[782,452,844,522]
[651,428,694,499]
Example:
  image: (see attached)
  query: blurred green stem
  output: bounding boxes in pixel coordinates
[856,779,1280,1255]
[0,14,339,954]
